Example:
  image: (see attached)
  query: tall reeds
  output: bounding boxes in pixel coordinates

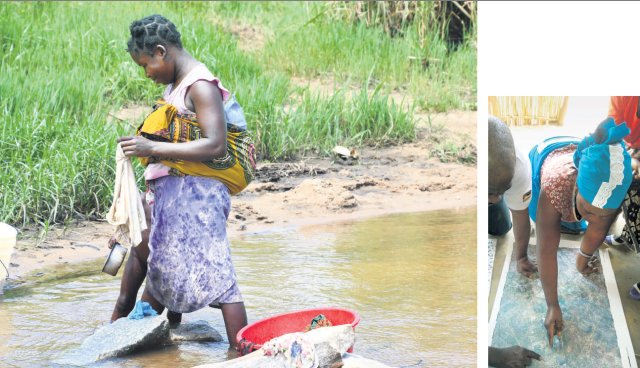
[325,1,476,45]
[488,96,570,126]
[214,1,476,112]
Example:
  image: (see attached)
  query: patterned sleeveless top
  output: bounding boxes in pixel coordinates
[144,63,247,181]
[162,63,246,129]
[540,144,580,223]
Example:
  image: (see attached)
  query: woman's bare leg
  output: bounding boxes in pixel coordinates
[110,197,152,322]
[140,283,165,314]
[220,302,248,349]
[110,232,150,321]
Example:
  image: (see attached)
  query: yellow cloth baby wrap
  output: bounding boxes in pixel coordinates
[136,101,256,195]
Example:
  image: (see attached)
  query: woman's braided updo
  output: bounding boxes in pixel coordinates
[127,14,182,55]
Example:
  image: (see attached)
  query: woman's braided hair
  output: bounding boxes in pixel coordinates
[127,14,182,55]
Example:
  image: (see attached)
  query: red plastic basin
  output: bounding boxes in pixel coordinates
[236,307,360,356]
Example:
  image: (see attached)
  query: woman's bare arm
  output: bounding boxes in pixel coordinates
[119,80,227,161]
[536,189,561,307]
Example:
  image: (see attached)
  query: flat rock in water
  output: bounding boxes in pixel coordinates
[54,316,169,366]
[170,320,223,343]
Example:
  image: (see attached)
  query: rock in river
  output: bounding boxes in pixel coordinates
[54,317,225,366]
[170,319,223,343]
[54,316,169,366]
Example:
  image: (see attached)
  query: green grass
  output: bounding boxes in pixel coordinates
[210,2,476,112]
[0,1,475,227]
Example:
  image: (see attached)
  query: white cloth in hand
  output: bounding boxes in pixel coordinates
[106,143,147,247]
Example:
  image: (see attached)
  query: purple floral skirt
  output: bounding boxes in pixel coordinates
[145,175,243,313]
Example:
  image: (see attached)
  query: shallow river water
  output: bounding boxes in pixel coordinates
[0,208,476,367]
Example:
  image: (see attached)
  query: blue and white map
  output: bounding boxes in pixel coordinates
[490,244,636,368]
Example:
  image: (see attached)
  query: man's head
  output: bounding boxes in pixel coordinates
[488,115,516,204]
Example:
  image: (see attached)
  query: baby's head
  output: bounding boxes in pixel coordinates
[127,15,182,84]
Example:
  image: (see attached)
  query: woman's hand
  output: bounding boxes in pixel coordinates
[107,236,117,249]
[544,304,563,347]
[516,256,538,278]
[576,252,600,276]
[118,136,155,158]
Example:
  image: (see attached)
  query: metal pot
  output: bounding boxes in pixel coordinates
[102,242,127,276]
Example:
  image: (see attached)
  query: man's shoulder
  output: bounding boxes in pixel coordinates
[513,147,531,179]
[504,147,532,209]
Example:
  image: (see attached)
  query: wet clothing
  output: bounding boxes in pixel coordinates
[107,144,147,247]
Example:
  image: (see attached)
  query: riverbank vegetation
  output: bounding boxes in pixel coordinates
[0,1,475,227]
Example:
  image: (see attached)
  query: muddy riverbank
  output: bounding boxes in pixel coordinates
[7,111,476,280]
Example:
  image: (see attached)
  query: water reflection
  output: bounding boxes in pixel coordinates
[0,208,476,367]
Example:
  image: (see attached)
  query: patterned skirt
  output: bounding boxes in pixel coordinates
[145,175,243,313]
[618,148,640,247]
[620,184,640,246]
